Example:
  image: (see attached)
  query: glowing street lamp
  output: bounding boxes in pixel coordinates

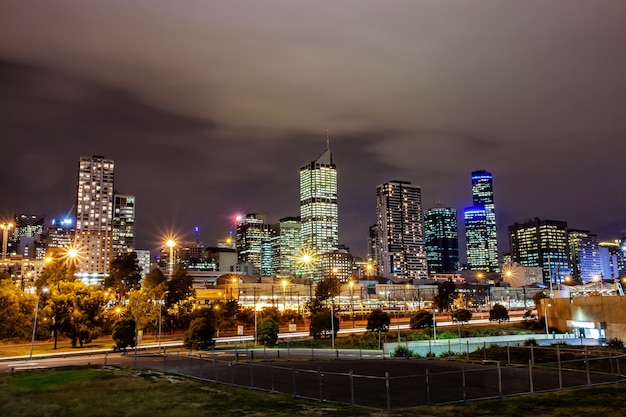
[281,279,288,310]
[158,291,169,349]
[166,239,176,277]
[349,280,355,328]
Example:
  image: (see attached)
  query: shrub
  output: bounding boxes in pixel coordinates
[257,317,279,345]
[608,338,624,349]
[183,318,215,350]
[410,309,433,329]
[392,345,413,358]
[523,338,538,346]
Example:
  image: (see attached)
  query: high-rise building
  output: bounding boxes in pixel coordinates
[46,217,75,255]
[299,143,338,261]
[568,229,601,283]
[424,204,459,273]
[375,180,428,280]
[464,170,499,272]
[13,214,45,259]
[271,216,301,277]
[599,241,622,279]
[112,194,135,255]
[236,213,274,276]
[75,155,115,275]
[509,218,570,285]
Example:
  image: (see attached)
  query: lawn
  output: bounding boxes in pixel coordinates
[1,366,626,417]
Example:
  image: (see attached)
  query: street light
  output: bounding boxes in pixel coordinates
[166,239,176,277]
[30,287,48,359]
[544,302,552,336]
[0,222,14,260]
[349,280,355,328]
[281,279,288,311]
[158,290,169,350]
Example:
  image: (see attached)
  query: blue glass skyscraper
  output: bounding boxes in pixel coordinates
[464,170,499,272]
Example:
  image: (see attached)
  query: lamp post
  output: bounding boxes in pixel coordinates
[166,239,176,277]
[0,222,14,260]
[349,280,355,328]
[30,287,48,360]
[158,290,169,350]
[281,279,288,311]
[544,302,552,336]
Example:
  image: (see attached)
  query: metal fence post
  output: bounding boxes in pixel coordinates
[530,344,535,366]
[610,351,614,380]
[177,351,180,373]
[318,367,324,402]
[507,342,511,366]
[528,360,534,394]
[466,340,470,360]
[483,342,487,361]
[292,367,298,398]
[104,353,108,366]
[498,363,503,398]
[585,346,591,387]
[349,370,355,406]
[385,371,391,410]
[557,345,563,389]
[462,367,467,403]
[426,368,431,407]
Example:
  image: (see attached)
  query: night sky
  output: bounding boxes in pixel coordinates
[1,1,626,259]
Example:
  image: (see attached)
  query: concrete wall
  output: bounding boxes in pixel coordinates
[541,295,626,341]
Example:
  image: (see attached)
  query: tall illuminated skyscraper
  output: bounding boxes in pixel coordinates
[375,180,428,280]
[300,142,338,260]
[112,194,135,255]
[464,170,499,272]
[75,155,115,275]
[424,204,459,273]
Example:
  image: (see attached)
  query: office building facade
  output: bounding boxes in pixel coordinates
[464,170,499,272]
[509,218,571,285]
[236,213,274,276]
[112,194,135,255]
[424,205,459,273]
[375,180,428,280]
[299,145,338,260]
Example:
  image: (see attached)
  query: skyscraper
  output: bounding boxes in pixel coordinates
[271,216,302,277]
[375,180,428,280]
[509,218,570,285]
[568,229,601,283]
[112,194,135,255]
[464,170,499,272]
[236,213,273,276]
[299,143,338,260]
[75,155,115,275]
[424,204,459,273]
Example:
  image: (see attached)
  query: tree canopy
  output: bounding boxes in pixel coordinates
[409,309,433,329]
[366,308,390,332]
[433,279,458,312]
[451,308,473,324]
[489,303,510,323]
[104,252,142,300]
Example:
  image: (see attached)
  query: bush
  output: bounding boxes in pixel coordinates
[608,338,624,349]
[112,318,136,351]
[410,309,433,329]
[366,308,391,332]
[489,304,510,323]
[257,317,279,345]
[451,308,472,323]
[392,345,413,358]
[309,310,339,339]
[524,338,538,346]
[183,318,215,350]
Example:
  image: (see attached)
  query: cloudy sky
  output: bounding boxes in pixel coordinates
[1,1,625,258]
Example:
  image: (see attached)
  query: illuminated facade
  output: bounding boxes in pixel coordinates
[424,205,459,273]
[375,180,428,280]
[568,229,601,283]
[13,214,45,259]
[236,213,274,276]
[508,218,571,284]
[299,145,338,259]
[112,194,135,255]
[464,170,499,272]
[75,155,115,275]
[271,216,302,277]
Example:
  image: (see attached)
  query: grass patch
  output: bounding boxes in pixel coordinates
[2,366,626,417]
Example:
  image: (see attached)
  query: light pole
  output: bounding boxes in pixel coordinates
[544,302,552,336]
[282,279,288,311]
[30,287,48,359]
[0,222,14,260]
[349,280,355,328]
[158,290,169,350]
[166,239,176,277]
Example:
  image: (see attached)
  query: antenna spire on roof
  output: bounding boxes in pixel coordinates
[326,128,330,150]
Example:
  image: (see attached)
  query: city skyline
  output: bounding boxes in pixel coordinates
[2,1,626,259]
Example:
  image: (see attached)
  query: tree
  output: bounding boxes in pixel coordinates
[257,317,279,345]
[433,279,458,312]
[306,275,341,314]
[142,267,167,290]
[309,310,339,339]
[366,309,390,332]
[532,290,548,308]
[104,252,142,300]
[0,280,36,340]
[489,303,510,323]
[112,317,136,350]
[42,280,106,348]
[183,318,215,350]
[451,308,473,324]
[166,267,195,329]
[410,309,433,329]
